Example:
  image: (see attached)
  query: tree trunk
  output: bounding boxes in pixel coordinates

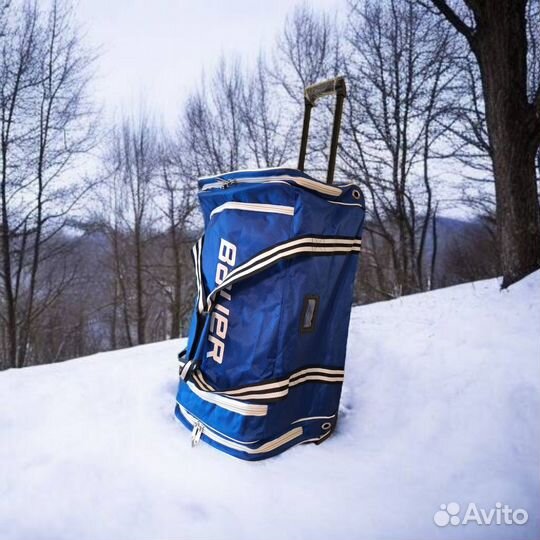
[473,1,540,287]
[0,222,17,367]
[134,222,145,345]
[491,130,539,287]
[170,226,182,339]
[1,156,17,367]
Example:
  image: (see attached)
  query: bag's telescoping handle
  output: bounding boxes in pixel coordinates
[298,76,347,185]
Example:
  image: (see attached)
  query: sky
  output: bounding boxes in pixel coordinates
[75,0,343,125]
[70,0,473,219]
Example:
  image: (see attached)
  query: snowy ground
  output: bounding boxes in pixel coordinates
[1,273,539,540]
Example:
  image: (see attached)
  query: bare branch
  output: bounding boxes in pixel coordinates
[427,0,475,46]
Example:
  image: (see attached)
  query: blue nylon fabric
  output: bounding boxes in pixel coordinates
[175,168,365,460]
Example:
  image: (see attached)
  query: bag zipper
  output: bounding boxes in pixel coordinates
[218,179,237,189]
[210,201,295,219]
[186,381,268,417]
[178,402,261,444]
[201,175,342,197]
[179,404,303,455]
[191,421,204,447]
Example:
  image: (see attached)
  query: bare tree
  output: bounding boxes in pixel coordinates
[0,0,96,368]
[272,4,342,175]
[103,113,158,346]
[0,1,37,368]
[273,4,340,102]
[341,0,457,296]
[240,55,295,168]
[182,59,247,177]
[439,0,540,231]
[425,0,540,287]
[151,132,198,338]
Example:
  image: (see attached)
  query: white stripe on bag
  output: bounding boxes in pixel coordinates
[209,245,360,308]
[186,382,268,416]
[188,367,344,401]
[180,360,193,380]
[192,370,213,392]
[227,237,361,281]
[222,375,345,401]
[223,367,344,395]
[206,237,361,309]
[210,202,295,219]
[222,238,360,284]
[200,367,345,401]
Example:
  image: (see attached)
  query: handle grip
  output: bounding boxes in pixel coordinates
[298,76,347,184]
[304,76,347,105]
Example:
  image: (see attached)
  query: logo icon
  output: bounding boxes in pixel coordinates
[434,502,460,527]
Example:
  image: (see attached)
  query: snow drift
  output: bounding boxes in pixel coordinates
[1,272,539,540]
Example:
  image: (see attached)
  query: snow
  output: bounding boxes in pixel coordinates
[1,272,539,540]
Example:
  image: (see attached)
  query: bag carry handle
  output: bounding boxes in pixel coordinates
[298,76,347,185]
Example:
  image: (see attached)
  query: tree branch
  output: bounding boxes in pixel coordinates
[427,0,475,46]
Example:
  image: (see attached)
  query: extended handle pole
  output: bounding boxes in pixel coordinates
[326,90,345,184]
[298,100,312,172]
[297,76,347,185]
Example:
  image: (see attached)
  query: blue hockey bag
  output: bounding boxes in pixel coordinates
[175,77,366,460]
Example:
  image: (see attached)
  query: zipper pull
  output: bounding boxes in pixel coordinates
[221,180,237,189]
[191,422,203,447]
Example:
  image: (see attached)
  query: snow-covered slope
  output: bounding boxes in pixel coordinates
[1,273,539,540]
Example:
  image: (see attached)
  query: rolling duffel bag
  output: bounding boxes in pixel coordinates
[174,77,366,460]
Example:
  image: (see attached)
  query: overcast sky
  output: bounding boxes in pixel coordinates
[75,0,343,125]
